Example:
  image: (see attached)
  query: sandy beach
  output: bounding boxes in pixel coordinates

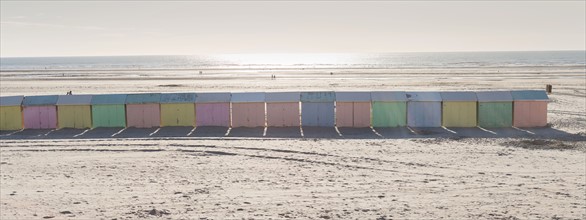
[1,66,585,219]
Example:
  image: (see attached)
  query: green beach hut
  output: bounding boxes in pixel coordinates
[90,94,127,128]
[370,91,407,127]
[476,91,513,128]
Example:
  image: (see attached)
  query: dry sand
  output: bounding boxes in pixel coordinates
[1,66,585,219]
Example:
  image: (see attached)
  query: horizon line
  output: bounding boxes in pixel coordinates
[1,49,585,59]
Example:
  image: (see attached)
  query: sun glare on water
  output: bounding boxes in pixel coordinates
[215,53,358,65]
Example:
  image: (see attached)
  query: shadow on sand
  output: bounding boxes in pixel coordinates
[151,126,195,138]
[228,127,264,138]
[265,127,302,138]
[190,126,229,138]
[83,128,126,139]
[337,127,381,139]
[1,126,584,141]
[301,126,340,139]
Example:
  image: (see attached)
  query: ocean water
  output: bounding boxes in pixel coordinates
[0,51,584,71]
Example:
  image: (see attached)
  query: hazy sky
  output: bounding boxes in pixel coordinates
[1,1,585,57]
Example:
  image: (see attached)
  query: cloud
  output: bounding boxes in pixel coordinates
[1,21,165,36]
[0,21,106,31]
[99,33,127,38]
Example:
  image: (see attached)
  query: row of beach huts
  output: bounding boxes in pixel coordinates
[0,90,549,130]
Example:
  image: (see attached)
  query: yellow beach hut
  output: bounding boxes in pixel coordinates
[56,95,93,129]
[440,92,478,127]
[0,96,24,130]
[159,93,197,127]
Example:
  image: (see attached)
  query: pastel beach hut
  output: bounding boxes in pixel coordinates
[406,92,442,127]
[195,93,231,127]
[231,92,266,127]
[440,92,478,127]
[57,95,93,129]
[476,91,513,128]
[511,90,549,127]
[160,93,196,127]
[91,94,127,128]
[125,93,161,128]
[335,92,372,127]
[300,92,335,127]
[370,91,407,127]
[0,96,24,130]
[22,95,59,129]
[265,92,300,127]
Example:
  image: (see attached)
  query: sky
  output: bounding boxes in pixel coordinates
[1,1,585,57]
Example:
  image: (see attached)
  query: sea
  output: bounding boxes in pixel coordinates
[0,51,584,71]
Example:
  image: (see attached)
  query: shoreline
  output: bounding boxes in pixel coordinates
[1,64,585,73]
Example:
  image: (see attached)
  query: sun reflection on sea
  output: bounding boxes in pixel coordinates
[213,53,359,66]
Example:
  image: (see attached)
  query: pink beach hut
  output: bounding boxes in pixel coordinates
[335,92,372,127]
[266,92,300,127]
[195,93,231,127]
[511,90,549,127]
[231,92,266,127]
[22,95,59,129]
[125,93,161,128]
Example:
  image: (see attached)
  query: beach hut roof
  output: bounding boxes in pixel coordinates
[23,95,59,106]
[335,91,371,102]
[0,95,24,106]
[231,92,265,103]
[265,92,300,102]
[370,91,407,102]
[195,92,231,103]
[91,94,128,105]
[300,91,335,102]
[160,93,197,103]
[126,93,161,104]
[405,92,442,102]
[511,90,549,101]
[57,95,93,105]
[440,92,478,101]
[476,91,513,102]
